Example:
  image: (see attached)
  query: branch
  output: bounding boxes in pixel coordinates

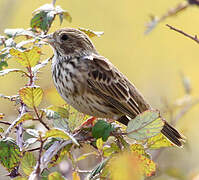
[145,2,189,34]
[0,121,11,126]
[33,106,50,130]
[52,0,56,6]
[16,103,27,151]
[171,98,199,126]
[166,24,199,44]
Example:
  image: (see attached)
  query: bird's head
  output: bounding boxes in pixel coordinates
[43,28,98,58]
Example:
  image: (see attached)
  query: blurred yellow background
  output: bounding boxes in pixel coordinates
[0,0,199,179]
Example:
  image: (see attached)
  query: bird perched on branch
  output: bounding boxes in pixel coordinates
[44,28,184,147]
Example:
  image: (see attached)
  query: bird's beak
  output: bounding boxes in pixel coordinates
[42,33,55,45]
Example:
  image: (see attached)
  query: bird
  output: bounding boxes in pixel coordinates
[44,27,184,147]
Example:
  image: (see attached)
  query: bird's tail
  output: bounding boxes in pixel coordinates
[118,115,184,147]
[161,121,184,147]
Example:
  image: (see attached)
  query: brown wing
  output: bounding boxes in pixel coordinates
[86,54,151,119]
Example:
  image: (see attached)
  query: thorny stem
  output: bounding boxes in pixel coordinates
[166,24,199,44]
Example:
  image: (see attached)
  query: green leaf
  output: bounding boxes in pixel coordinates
[64,104,90,131]
[92,120,114,141]
[0,60,8,70]
[31,11,55,32]
[79,28,104,38]
[0,138,21,172]
[48,171,65,180]
[103,143,120,157]
[89,158,109,180]
[26,129,39,138]
[0,127,4,133]
[42,106,69,131]
[126,110,164,140]
[19,86,43,108]
[10,46,41,67]
[21,152,36,175]
[147,133,174,149]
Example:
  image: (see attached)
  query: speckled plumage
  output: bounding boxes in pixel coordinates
[47,28,184,147]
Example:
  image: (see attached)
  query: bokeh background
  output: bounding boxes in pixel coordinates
[0,0,199,179]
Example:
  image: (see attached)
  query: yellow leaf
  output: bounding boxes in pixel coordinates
[76,152,98,162]
[109,153,143,180]
[21,152,36,176]
[0,113,4,119]
[44,129,70,140]
[48,171,65,180]
[19,86,43,108]
[47,105,69,118]
[147,133,174,149]
[13,113,33,128]
[130,144,151,159]
[10,46,41,67]
[137,152,156,177]
[5,113,33,136]
[79,28,104,38]
[96,138,104,150]
[72,172,80,180]
[13,177,28,180]
[109,152,156,179]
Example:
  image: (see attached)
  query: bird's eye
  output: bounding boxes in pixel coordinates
[60,34,69,41]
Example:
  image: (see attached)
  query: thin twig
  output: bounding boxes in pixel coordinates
[171,98,199,126]
[0,121,11,126]
[27,147,40,152]
[33,106,50,130]
[166,24,199,44]
[36,135,44,174]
